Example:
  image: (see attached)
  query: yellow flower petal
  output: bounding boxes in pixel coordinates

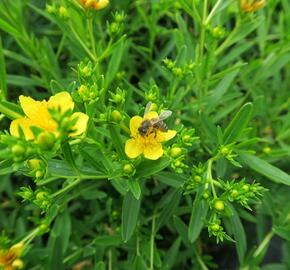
[10,118,36,140]
[156,129,177,142]
[125,138,143,158]
[143,143,163,160]
[69,112,89,137]
[19,96,52,129]
[48,91,74,114]
[129,116,143,137]
[144,111,158,120]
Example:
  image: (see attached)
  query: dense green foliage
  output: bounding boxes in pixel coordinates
[1,0,290,269]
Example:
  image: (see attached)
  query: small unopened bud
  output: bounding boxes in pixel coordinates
[202,191,209,199]
[263,146,272,154]
[242,184,250,192]
[27,159,43,170]
[111,110,122,123]
[170,147,182,158]
[210,224,220,232]
[37,132,55,151]
[35,170,45,180]
[230,189,239,197]
[123,164,135,175]
[214,199,225,211]
[11,144,26,156]
[182,135,191,143]
[194,175,202,183]
[58,6,68,18]
[11,259,24,269]
[220,146,230,156]
[173,67,183,77]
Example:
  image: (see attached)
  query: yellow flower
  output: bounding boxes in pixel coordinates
[0,242,24,270]
[79,0,109,10]
[240,0,266,12]
[10,92,89,140]
[125,111,176,160]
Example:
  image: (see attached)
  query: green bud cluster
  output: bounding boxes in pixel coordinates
[208,219,233,243]
[209,26,226,39]
[109,87,125,105]
[222,179,266,209]
[78,84,99,103]
[183,163,205,194]
[27,158,47,181]
[108,12,126,36]
[163,58,196,78]
[218,144,241,167]
[178,128,199,147]
[78,61,94,78]
[46,3,69,19]
[144,85,159,102]
[18,187,52,211]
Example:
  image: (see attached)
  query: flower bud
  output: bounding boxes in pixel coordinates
[37,132,55,151]
[58,6,69,18]
[35,170,45,180]
[46,4,56,13]
[78,85,88,97]
[263,146,272,154]
[11,144,26,157]
[12,259,24,269]
[27,159,43,170]
[111,110,122,123]
[214,199,225,211]
[194,175,202,183]
[80,66,92,77]
[182,135,191,143]
[242,184,250,192]
[173,67,183,77]
[170,147,182,158]
[230,189,239,198]
[123,164,135,175]
[202,191,210,199]
[220,146,230,156]
[36,191,48,201]
[210,224,220,232]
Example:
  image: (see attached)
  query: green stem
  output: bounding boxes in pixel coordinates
[51,178,81,198]
[199,0,208,62]
[108,249,112,270]
[69,23,96,62]
[206,158,217,198]
[195,250,209,270]
[149,215,156,270]
[253,231,274,258]
[88,16,97,59]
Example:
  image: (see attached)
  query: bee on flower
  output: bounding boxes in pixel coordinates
[10,92,89,141]
[79,0,109,10]
[240,0,266,13]
[125,102,176,160]
[0,242,24,270]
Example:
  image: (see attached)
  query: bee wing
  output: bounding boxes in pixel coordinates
[144,102,152,117]
[158,110,172,120]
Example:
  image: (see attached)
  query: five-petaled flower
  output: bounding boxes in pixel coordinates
[0,242,24,270]
[79,0,109,10]
[10,92,89,140]
[125,110,176,160]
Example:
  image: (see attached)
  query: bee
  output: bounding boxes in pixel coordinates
[138,102,172,137]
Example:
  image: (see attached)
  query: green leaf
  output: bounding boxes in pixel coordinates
[0,160,15,175]
[156,172,187,188]
[49,235,64,270]
[226,207,246,264]
[127,179,141,200]
[52,210,71,254]
[162,237,181,269]
[135,157,170,179]
[173,216,190,246]
[0,100,24,120]
[188,192,209,243]
[239,153,290,186]
[105,40,126,88]
[155,189,182,232]
[94,234,122,246]
[223,103,253,144]
[121,191,141,242]
[108,125,126,160]
[0,38,7,98]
